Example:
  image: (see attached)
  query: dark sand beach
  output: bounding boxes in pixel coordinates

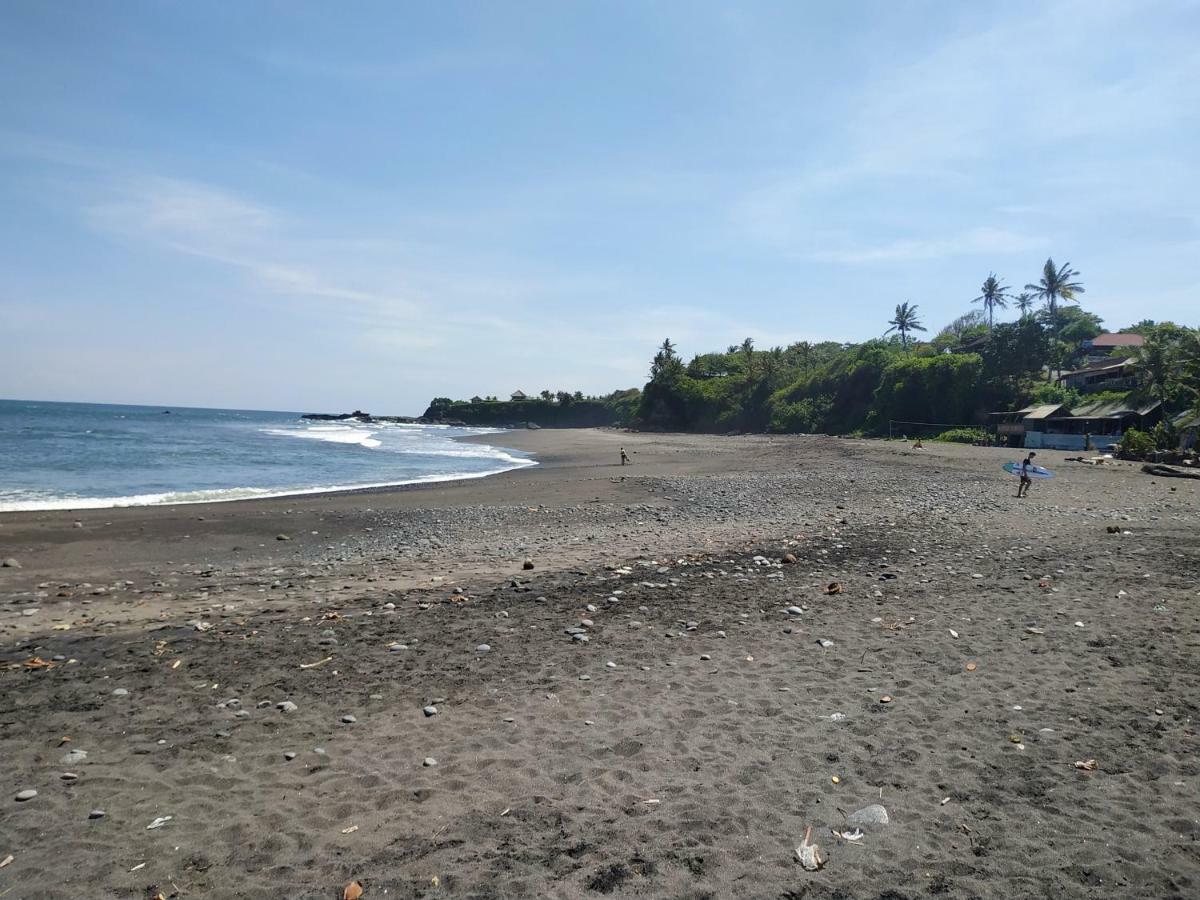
[2,429,1198,898]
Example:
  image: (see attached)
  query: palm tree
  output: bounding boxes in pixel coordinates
[1026,258,1084,380]
[738,337,756,377]
[1132,330,1176,405]
[885,301,926,350]
[1015,292,1035,318]
[972,274,1010,330]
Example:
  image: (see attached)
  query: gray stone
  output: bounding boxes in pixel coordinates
[846,804,890,827]
[277,700,298,713]
[88,809,105,819]
[423,757,437,767]
[284,751,297,761]
[341,715,357,724]
[786,606,804,616]
[111,688,129,697]
[2,558,21,568]
[572,633,589,643]
[276,534,291,541]
[15,789,37,801]
[61,749,88,765]
[475,644,491,652]
[423,705,438,717]
[389,643,408,652]
[61,772,79,781]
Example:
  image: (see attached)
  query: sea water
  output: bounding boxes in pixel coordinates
[0,399,535,511]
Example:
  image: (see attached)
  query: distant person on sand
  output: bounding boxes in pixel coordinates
[620,447,631,466]
[1017,451,1036,498]
[912,438,924,449]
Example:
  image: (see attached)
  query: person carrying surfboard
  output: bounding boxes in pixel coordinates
[1017,451,1036,498]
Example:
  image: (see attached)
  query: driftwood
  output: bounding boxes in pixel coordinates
[1141,464,1200,480]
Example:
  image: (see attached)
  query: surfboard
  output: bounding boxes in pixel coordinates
[1003,461,1054,479]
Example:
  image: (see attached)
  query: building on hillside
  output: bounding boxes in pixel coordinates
[1176,412,1200,452]
[510,390,527,401]
[1057,357,1138,394]
[1083,332,1145,353]
[470,396,484,403]
[990,399,1163,450]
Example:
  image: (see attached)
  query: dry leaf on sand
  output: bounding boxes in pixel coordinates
[1074,759,1099,771]
[825,582,843,595]
[344,880,364,900]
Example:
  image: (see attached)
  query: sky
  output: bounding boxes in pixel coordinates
[1,1,1198,414]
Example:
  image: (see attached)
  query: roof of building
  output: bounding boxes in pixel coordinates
[1090,333,1145,348]
[1174,411,1200,429]
[1071,398,1161,419]
[1059,357,1136,378]
[1022,404,1070,420]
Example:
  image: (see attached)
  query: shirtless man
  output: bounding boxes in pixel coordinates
[1017,451,1037,498]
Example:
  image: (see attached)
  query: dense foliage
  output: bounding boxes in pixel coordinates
[425,260,1199,437]
[632,261,1198,435]
[424,389,640,427]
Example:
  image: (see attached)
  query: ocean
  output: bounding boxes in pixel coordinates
[0,399,536,512]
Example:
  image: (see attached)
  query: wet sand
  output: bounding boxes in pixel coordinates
[1,430,1198,898]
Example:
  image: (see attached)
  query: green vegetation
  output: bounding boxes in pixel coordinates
[935,428,988,444]
[1118,428,1156,458]
[424,389,640,428]
[426,259,1200,438]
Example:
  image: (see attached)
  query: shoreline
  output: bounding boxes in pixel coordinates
[0,424,539,515]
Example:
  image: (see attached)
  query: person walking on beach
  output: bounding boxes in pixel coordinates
[620,447,631,466]
[1017,451,1036,498]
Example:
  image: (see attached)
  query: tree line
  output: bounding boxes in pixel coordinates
[636,258,1199,436]
[426,258,1198,436]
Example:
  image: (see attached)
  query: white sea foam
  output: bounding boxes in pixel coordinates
[0,459,538,512]
[261,424,382,449]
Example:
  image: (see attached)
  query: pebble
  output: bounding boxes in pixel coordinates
[61,772,79,782]
[14,789,37,802]
[61,749,88,765]
[341,715,357,724]
[1,558,21,568]
[88,809,105,819]
[423,705,438,717]
[700,654,712,661]
[786,606,804,616]
[605,661,617,668]
[817,639,834,648]
[276,534,291,541]
[389,643,408,652]
[423,757,437,767]
[846,804,889,827]
[277,700,298,713]
[284,752,297,761]
[475,644,491,652]
[111,688,129,697]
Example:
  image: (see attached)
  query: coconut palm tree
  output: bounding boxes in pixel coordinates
[885,301,926,350]
[1025,258,1084,333]
[1014,292,1035,318]
[972,274,1010,330]
[1026,259,1084,380]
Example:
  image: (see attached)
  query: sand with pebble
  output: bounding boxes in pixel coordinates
[2,429,1199,898]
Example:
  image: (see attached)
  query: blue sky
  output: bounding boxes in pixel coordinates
[2,1,1197,413]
